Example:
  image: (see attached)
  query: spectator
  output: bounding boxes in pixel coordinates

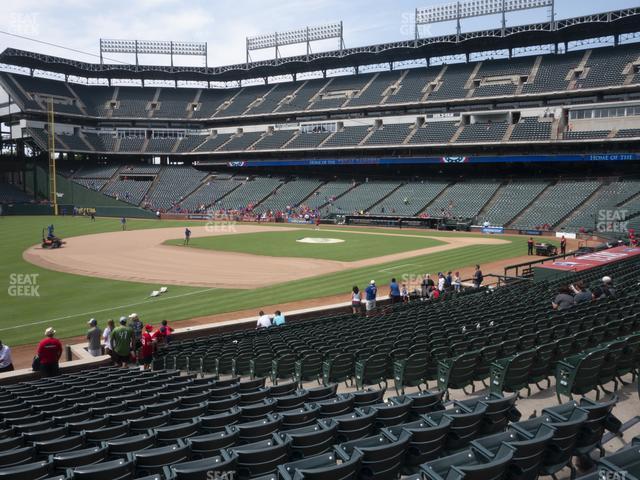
[432,288,441,300]
[445,271,453,290]
[110,317,134,368]
[453,271,462,292]
[86,318,102,357]
[437,272,445,292]
[365,280,377,316]
[421,274,435,299]
[389,278,401,304]
[37,328,62,377]
[129,313,143,353]
[257,310,272,329]
[103,319,114,359]
[473,265,483,288]
[140,325,154,370]
[552,286,575,311]
[591,287,605,301]
[572,281,592,304]
[156,320,174,345]
[273,310,286,326]
[601,276,616,298]
[0,339,14,373]
[351,286,362,314]
[401,284,409,303]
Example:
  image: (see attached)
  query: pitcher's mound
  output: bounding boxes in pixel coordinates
[296,237,345,244]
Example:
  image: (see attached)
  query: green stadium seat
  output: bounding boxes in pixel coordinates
[294,353,324,387]
[437,350,481,399]
[336,428,411,480]
[355,353,388,390]
[162,451,238,480]
[322,353,354,387]
[489,349,537,397]
[280,419,337,459]
[393,352,429,395]
[556,348,607,403]
[277,450,362,480]
[420,443,514,480]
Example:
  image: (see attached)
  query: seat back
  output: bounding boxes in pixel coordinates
[393,352,428,395]
[437,350,480,394]
[556,348,606,400]
[322,353,354,386]
[355,353,388,390]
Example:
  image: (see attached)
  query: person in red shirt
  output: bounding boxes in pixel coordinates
[152,320,174,347]
[140,325,154,370]
[36,327,63,377]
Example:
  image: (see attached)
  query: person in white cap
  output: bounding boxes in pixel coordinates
[601,276,616,298]
[0,340,14,373]
[365,280,377,316]
[86,319,102,357]
[36,327,62,377]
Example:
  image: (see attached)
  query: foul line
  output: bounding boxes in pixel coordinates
[0,287,216,333]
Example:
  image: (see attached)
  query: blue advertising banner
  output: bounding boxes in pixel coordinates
[482,226,505,234]
[287,218,312,224]
[226,153,639,168]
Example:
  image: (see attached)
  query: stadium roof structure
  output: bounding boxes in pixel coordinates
[1,7,639,82]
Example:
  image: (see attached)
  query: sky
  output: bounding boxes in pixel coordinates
[0,0,638,70]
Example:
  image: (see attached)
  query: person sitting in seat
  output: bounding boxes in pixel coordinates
[571,281,592,304]
[552,285,574,311]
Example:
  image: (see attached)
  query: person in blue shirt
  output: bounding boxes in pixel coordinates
[445,271,453,290]
[389,278,401,304]
[272,310,285,326]
[365,280,377,316]
[120,217,127,231]
[184,228,191,245]
[46,224,55,239]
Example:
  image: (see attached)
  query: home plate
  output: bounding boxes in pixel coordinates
[296,237,345,244]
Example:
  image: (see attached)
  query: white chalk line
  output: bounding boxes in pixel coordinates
[0,287,216,332]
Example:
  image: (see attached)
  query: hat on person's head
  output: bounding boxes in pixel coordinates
[45,327,56,337]
[145,324,153,331]
[602,276,612,284]
[119,316,127,325]
[128,313,139,320]
[88,318,97,326]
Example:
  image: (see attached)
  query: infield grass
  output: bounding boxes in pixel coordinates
[165,229,445,261]
[0,216,528,346]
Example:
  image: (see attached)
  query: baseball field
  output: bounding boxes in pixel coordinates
[2,215,533,346]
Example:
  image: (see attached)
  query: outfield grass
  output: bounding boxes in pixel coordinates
[0,216,528,346]
[165,230,445,261]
